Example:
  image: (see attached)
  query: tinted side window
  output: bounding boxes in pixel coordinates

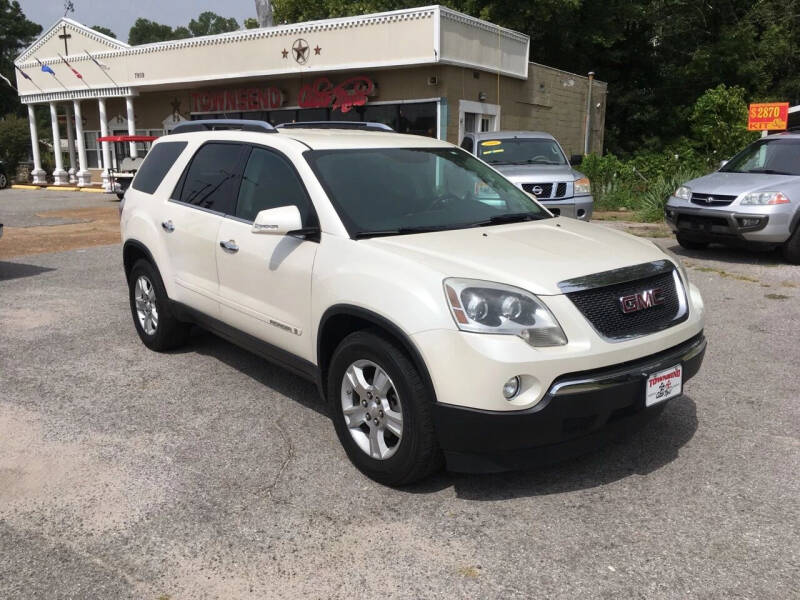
[235,147,314,224]
[131,141,187,194]
[179,143,244,214]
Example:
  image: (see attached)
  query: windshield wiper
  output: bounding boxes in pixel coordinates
[746,168,794,175]
[475,212,549,227]
[353,225,453,239]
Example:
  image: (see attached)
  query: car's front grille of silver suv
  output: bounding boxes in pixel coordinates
[559,261,689,341]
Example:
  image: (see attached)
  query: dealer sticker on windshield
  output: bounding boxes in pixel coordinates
[645,364,683,407]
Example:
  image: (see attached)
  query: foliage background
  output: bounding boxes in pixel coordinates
[0,0,796,202]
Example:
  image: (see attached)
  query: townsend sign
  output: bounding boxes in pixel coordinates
[191,87,285,113]
[298,76,376,113]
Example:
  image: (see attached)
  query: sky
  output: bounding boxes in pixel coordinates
[19,0,258,43]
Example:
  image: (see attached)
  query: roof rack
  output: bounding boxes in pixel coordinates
[276,121,394,132]
[170,119,277,134]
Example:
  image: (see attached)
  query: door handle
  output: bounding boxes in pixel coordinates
[161,220,174,232]
[219,239,239,253]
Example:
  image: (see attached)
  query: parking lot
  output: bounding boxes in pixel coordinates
[1,189,798,599]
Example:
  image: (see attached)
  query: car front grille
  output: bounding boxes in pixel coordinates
[521,182,570,200]
[566,269,687,340]
[522,183,553,197]
[690,192,736,206]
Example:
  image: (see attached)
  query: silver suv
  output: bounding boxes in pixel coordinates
[666,132,800,263]
[461,131,593,220]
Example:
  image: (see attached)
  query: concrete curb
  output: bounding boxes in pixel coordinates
[10,184,108,194]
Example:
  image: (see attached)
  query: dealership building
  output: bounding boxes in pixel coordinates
[13,5,607,189]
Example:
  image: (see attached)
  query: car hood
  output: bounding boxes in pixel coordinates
[364,218,667,296]
[685,171,800,195]
[491,164,581,183]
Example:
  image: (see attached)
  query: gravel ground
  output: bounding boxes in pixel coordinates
[0,191,798,599]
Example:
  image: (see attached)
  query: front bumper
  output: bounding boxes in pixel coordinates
[665,196,796,244]
[540,195,593,220]
[433,332,706,473]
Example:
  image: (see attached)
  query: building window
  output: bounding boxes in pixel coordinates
[190,101,439,138]
[84,130,100,168]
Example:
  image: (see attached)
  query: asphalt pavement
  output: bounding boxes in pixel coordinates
[0,191,798,599]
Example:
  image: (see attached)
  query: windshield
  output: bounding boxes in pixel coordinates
[477,138,567,165]
[306,147,549,237]
[720,139,800,176]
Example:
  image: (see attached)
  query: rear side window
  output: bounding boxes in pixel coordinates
[178,143,245,214]
[130,141,187,194]
[236,147,314,224]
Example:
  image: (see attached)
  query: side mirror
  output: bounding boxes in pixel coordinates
[570,154,583,166]
[719,160,728,169]
[252,205,302,235]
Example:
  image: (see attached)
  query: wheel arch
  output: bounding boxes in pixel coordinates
[317,305,437,404]
[123,239,157,281]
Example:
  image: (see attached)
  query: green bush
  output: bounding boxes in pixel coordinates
[0,114,32,177]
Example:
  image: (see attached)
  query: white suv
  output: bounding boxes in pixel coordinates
[121,120,706,485]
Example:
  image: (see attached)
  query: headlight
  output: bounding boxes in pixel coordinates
[443,278,567,346]
[574,177,591,195]
[740,191,790,205]
[674,186,692,201]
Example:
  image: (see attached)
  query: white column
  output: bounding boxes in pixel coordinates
[73,100,91,187]
[65,103,78,184]
[49,102,68,185]
[27,104,46,184]
[125,96,138,159]
[98,97,112,191]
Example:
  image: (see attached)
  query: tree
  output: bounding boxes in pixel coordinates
[690,85,758,160]
[0,1,42,117]
[244,17,260,29]
[0,114,32,173]
[128,18,178,45]
[90,25,116,38]
[188,11,240,36]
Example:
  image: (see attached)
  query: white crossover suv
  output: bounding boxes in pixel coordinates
[121,120,706,485]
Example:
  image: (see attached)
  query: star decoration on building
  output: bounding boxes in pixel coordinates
[292,39,309,64]
[281,48,288,59]
[314,45,322,55]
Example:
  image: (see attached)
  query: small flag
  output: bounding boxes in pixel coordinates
[13,64,43,91]
[85,49,118,87]
[58,53,82,79]
[14,64,32,80]
[0,72,16,90]
[57,52,90,88]
[85,50,109,70]
[34,56,67,89]
[35,57,55,76]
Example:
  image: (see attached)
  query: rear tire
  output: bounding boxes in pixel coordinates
[781,225,800,264]
[0,173,8,189]
[676,233,709,250]
[128,259,190,351]
[327,329,443,486]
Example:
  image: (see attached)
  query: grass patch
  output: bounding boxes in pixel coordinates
[689,265,759,283]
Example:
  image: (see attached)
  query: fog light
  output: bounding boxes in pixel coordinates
[502,376,521,399]
[738,217,761,228]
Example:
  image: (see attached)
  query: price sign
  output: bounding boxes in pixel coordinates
[747,102,789,131]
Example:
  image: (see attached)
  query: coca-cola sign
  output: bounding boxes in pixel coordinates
[191,87,285,113]
[298,76,376,113]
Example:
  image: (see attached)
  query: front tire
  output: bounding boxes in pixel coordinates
[327,330,443,486]
[0,172,8,189]
[128,259,190,351]
[676,233,709,250]
[781,225,800,264]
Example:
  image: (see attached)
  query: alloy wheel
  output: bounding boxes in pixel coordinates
[134,275,159,335]
[340,359,403,460]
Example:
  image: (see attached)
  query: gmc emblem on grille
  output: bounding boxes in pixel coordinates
[619,288,666,314]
